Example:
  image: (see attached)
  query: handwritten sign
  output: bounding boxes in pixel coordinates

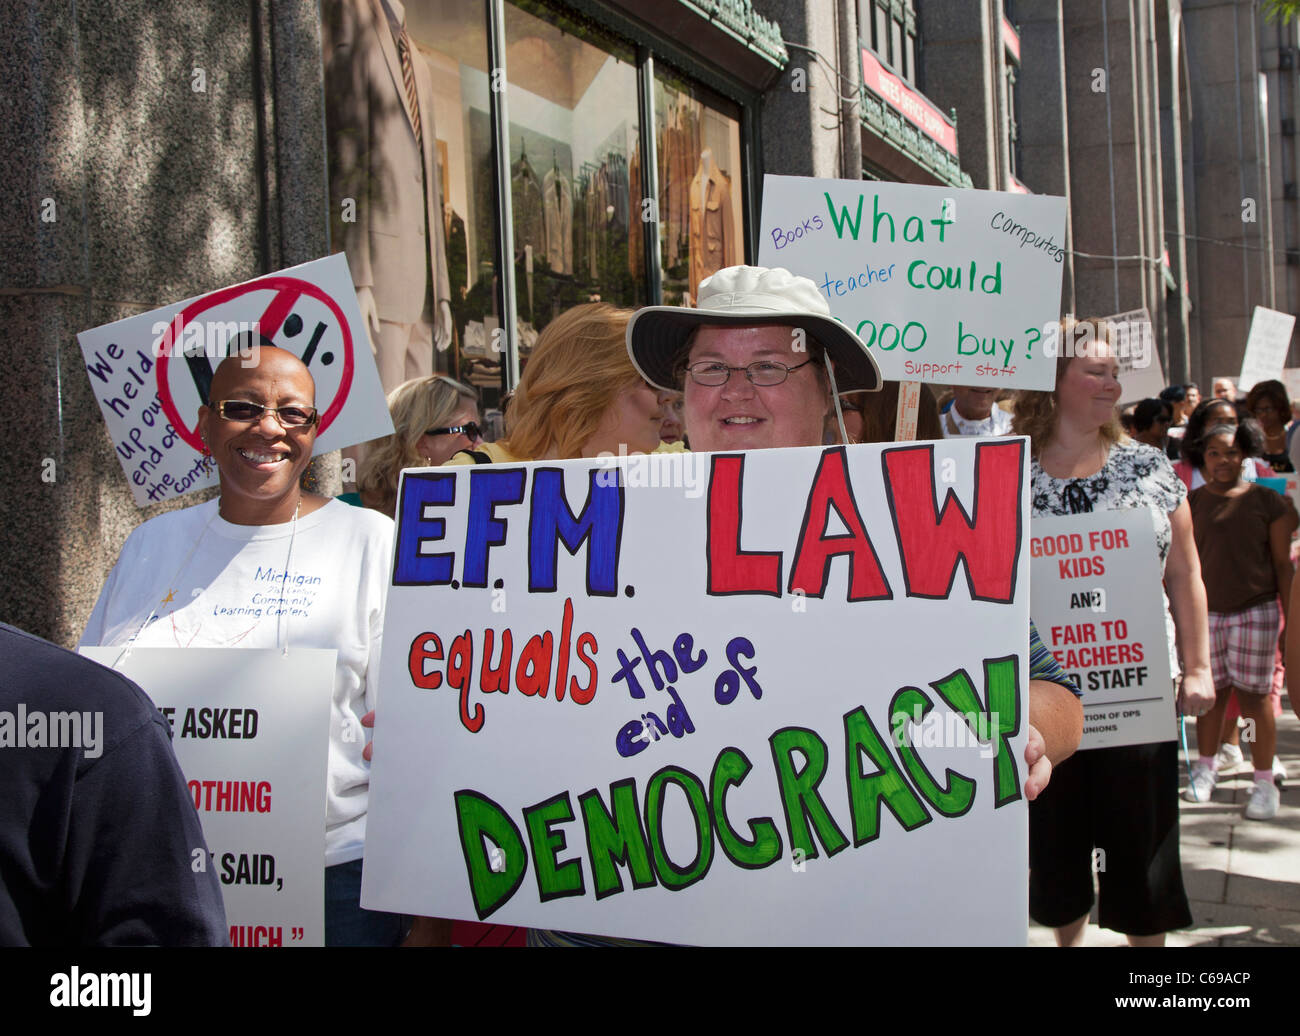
[77,254,393,507]
[1029,511,1174,749]
[757,175,1067,391]
[1101,308,1164,404]
[78,647,334,947]
[362,438,1033,945]
[1238,306,1296,394]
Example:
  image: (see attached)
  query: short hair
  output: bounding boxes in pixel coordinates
[1159,384,1187,405]
[1131,397,1170,433]
[1245,379,1289,417]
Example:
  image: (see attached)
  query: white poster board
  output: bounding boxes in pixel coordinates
[1281,369,1300,406]
[1102,308,1165,403]
[363,438,1033,945]
[757,175,1067,391]
[1029,511,1174,749]
[1238,305,1296,394]
[77,254,393,507]
[79,646,335,947]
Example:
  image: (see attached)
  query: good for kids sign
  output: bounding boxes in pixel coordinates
[362,439,1033,945]
[77,254,393,507]
[1029,511,1174,749]
[757,175,1067,391]
[79,647,335,947]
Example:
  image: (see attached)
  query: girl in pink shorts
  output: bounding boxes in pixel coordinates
[1186,419,1296,820]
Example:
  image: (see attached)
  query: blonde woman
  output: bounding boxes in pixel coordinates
[347,375,482,517]
[447,303,665,465]
[1014,318,1214,948]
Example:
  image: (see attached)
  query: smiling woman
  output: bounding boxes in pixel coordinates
[80,345,402,946]
[1012,318,1213,947]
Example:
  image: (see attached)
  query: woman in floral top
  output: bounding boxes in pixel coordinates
[1013,319,1214,948]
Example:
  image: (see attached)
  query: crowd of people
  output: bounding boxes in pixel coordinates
[5,264,1294,948]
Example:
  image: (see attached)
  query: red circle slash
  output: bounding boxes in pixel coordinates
[156,276,355,452]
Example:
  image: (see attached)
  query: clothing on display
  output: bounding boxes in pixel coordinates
[658,95,699,273]
[688,150,736,298]
[512,143,546,262]
[542,161,573,275]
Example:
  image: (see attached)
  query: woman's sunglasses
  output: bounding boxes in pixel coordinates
[213,399,319,427]
[426,422,482,440]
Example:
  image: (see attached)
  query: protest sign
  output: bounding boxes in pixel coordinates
[1029,511,1173,749]
[362,438,1033,945]
[77,254,393,507]
[1101,308,1164,403]
[1282,368,1300,405]
[79,646,335,946]
[757,175,1067,391]
[1237,306,1296,394]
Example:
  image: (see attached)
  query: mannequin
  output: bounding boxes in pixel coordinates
[324,0,453,393]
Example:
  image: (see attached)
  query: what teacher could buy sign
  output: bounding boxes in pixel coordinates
[77,254,393,507]
[757,175,1067,391]
[1029,510,1174,750]
[362,439,1033,945]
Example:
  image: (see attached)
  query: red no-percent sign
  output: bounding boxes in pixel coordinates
[156,276,355,452]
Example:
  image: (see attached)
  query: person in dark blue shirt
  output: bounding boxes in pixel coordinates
[0,622,228,946]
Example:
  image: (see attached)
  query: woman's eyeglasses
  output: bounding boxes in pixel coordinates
[426,422,482,441]
[213,400,319,427]
[686,359,813,386]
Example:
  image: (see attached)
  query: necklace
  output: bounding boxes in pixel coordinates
[111,496,303,667]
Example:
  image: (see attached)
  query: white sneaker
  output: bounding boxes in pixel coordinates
[1184,762,1218,803]
[1245,778,1280,820]
[1215,743,1245,771]
[1274,756,1287,788]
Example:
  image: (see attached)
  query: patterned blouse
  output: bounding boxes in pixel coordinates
[1030,440,1186,568]
[1031,439,1186,675]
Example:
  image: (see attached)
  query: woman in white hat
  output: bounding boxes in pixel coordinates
[627,265,1083,789]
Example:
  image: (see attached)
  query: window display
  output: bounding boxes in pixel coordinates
[654,74,743,306]
[323,0,753,401]
[502,1,645,342]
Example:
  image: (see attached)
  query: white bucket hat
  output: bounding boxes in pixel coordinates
[626,265,882,393]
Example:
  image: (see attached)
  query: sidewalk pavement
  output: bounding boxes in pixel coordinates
[1029,693,1300,946]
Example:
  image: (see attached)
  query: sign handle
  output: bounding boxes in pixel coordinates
[895,381,921,441]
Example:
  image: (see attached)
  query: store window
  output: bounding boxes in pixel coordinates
[653,72,744,306]
[410,0,499,395]
[860,0,917,84]
[323,0,756,408]
[323,0,498,399]
[502,1,645,349]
